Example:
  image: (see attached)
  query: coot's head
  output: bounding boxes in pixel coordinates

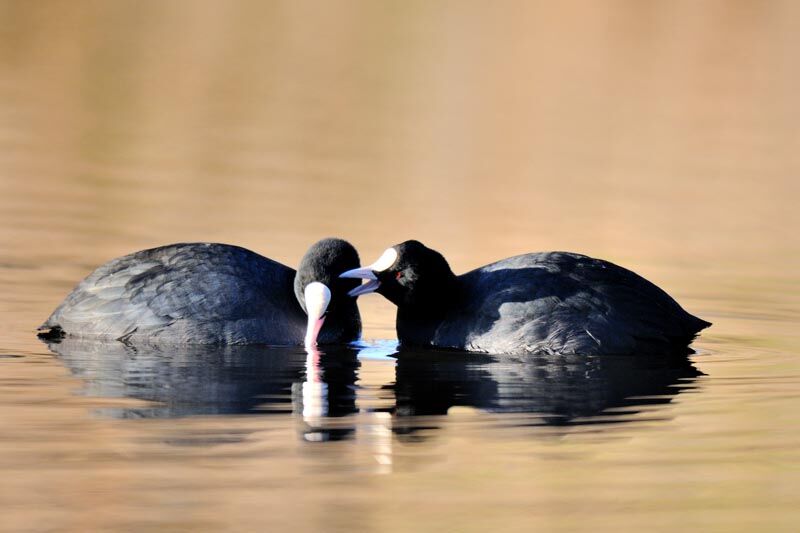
[294,238,362,347]
[339,240,455,308]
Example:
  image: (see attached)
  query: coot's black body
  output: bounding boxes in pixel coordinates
[39,239,362,346]
[343,241,710,356]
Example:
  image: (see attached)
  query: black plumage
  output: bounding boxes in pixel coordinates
[39,239,362,345]
[344,240,711,356]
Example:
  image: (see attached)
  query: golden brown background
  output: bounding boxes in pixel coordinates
[0,1,798,531]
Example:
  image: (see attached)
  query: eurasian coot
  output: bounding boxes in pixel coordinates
[39,238,362,347]
[341,240,710,355]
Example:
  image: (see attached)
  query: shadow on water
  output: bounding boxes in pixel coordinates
[42,338,704,444]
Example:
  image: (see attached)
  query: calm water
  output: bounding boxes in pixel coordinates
[1,1,799,531]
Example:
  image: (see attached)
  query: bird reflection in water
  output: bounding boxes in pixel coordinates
[390,348,703,439]
[43,338,358,421]
[42,338,702,449]
[293,345,359,442]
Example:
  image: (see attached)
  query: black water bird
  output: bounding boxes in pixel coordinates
[341,241,710,355]
[39,238,362,347]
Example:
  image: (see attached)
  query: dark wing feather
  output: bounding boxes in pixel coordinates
[451,252,709,355]
[40,243,303,344]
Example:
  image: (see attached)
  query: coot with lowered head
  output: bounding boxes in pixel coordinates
[341,240,710,356]
[39,238,362,347]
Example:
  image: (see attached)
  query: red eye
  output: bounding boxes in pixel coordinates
[395,271,404,280]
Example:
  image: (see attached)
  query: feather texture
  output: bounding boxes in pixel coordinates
[39,243,307,344]
[400,251,710,355]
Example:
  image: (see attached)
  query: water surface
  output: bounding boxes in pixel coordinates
[1,2,799,532]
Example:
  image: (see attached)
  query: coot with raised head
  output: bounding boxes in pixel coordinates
[341,240,710,355]
[39,238,362,347]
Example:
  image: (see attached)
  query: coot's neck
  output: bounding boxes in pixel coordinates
[396,273,460,346]
[417,272,460,315]
[318,297,361,344]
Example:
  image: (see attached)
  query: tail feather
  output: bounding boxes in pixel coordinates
[37,324,65,340]
[687,314,712,335]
